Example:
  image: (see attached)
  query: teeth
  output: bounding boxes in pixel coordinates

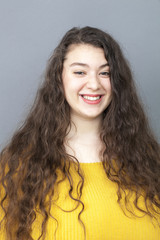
[83,96,101,100]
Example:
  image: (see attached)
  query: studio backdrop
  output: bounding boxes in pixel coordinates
[0,0,160,149]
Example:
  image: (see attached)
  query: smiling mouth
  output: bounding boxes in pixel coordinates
[80,94,103,104]
[82,95,101,100]
[80,94,102,100]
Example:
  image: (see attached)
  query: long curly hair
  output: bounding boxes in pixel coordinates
[0,26,160,240]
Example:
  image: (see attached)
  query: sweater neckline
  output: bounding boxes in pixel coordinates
[79,161,102,165]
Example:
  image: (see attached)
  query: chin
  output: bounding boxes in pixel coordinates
[81,113,102,120]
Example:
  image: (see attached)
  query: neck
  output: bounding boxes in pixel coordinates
[66,113,102,145]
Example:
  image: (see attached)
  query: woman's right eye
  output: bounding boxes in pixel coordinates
[74,71,85,75]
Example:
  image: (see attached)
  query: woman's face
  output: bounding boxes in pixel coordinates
[62,44,112,120]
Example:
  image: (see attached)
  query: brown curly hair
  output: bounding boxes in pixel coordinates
[0,26,160,240]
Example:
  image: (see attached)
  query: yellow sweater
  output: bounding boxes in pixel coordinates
[1,162,160,239]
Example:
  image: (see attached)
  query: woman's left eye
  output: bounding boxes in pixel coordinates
[99,72,110,76]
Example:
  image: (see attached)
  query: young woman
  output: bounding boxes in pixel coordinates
[0,26,160,240]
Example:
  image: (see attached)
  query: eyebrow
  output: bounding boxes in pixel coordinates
[69,62,109,68]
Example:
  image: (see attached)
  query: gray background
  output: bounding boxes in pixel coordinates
[0,0,160,150]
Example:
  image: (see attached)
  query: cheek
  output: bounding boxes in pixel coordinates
[102,79,112,92]
[64,79,85,93]
[62,70,86,93]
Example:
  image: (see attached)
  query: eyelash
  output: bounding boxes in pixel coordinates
[74,71,85,75]
[99,72,110,76]
[73,71,110,76]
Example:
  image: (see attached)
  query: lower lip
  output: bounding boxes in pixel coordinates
[80,96,103,104]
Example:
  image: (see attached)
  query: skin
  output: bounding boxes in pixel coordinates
[62,44,112,163]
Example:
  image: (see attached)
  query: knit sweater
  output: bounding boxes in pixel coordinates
[0,162,160,239]
[32,161,160,240]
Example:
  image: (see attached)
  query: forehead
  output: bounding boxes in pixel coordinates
[64,44,107,63]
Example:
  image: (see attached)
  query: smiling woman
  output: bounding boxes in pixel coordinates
[0,26,160,240]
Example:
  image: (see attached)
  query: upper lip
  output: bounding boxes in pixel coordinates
[80,94,103,97]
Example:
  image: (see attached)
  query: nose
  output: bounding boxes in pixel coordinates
[86,74,100,90]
